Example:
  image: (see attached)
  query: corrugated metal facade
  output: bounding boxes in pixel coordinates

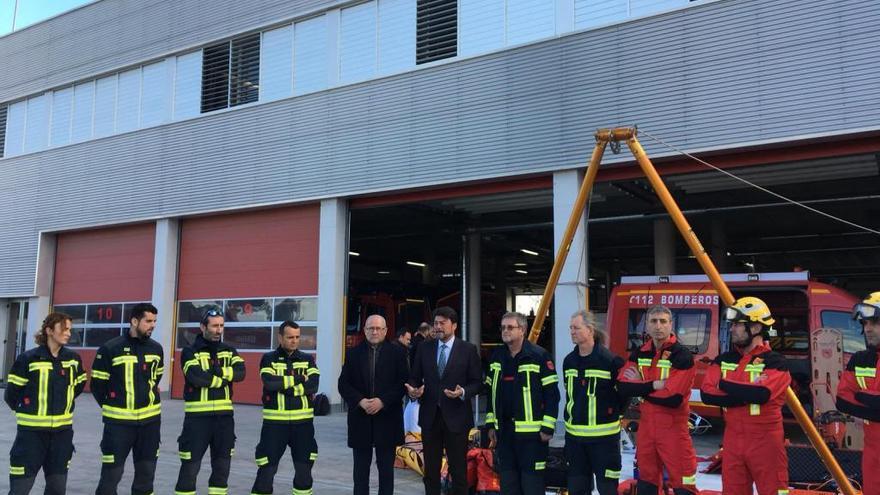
[0,0,878,295]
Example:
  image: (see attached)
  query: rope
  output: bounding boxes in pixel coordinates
[638,129,880,236]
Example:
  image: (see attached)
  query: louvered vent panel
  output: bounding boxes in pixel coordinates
[231,33,261,107]
[416,0,457,64]
[201,41,231,113]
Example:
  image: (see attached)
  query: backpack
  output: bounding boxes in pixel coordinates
[313,393,331,416]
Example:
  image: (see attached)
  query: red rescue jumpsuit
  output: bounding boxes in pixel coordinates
[700,343,791,495]
[835,346,880,495]
[618,335,697,495]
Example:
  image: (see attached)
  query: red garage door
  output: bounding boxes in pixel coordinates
[173,205,320,404]
[52,223,156,385]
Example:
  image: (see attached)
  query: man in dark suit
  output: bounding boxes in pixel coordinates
[338,314,409,495]
[406,307,482,495]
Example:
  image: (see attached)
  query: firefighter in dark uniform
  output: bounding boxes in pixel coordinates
[562,309,626,495]
[250,320,320,495]
[91,303,164,495]
[174,308,246,495]
[700,297,791,495]
[5,312,87,495]
[484,311,560,495]
[836,292,880,495]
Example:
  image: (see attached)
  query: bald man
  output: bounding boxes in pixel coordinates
[338,315,410,495]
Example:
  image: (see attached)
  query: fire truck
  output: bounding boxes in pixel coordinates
[606,271,864,427]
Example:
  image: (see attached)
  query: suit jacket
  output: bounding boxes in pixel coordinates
[338,340,409,449]
[409,337,482,433]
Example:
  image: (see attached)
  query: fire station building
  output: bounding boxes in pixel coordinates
[1,0,878,404]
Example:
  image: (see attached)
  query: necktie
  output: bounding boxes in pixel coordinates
[438,344,448,376]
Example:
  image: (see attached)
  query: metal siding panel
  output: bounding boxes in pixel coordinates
[1,0,880,294]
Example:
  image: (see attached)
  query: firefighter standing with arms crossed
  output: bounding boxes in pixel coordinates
[836,292,880,495]
[618,305,698,495]
[484,311,559,495]
[250,320,320,495]
[700,297,791,495]
[91,303,164,495]
[5,312,88,495]
[562,309,626,495]
[174,308,246,495]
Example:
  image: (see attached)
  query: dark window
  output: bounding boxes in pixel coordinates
[223,326,273,350]
[231,34,261,106]
[201,41,231,113]
[821,310,867,354]
[416,0,457,64]
[85,327,123,347]
[0,103,7,158]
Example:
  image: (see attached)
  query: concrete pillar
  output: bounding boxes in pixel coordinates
[26,233,57,350]
[465,233,481,346]
[553,169,588,362]
[317,198,347,404]
[653,218,676,275]
[151,219,179,392]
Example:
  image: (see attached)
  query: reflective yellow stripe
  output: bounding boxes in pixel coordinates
[222,367,233,381]
[778,491,789,495]
[292,362,308,370]
[720,362,737,379]
[564,420,621,437]
[541,415,556,430]
[309,452,318,461]
[208,487,228,494]
[682,474,697,485]
[513,421,541,433]
[102,454,115,464]
[534,461,545,470]
[175,491,196,495]
[584,369,611,379]
[744,363,766,373]
[102,403,161,421]
[182,359,201,374]
[605,469,621,479]
[262,408,314,421]
[261,367,276,375]
[75,373,88,384]
[37,365,50,417]
[292,488,313,495]
[15,412,74,428]
[210,375,224,388]
[565,371,575,427]
[28,362,54,371]
[111,355,138,365]
[488,363,501,428]
[185,399,233,413]
[541,374,558,386]
[7,374,28,386]
[91,370,111,380]
[657,359,671,380]
[179,451,192,460]
[306,367,319,376]
[855,366,876,378]
[521,366,535,425]
[748,367,763,416]
[10,465,25,475]
[65,362,76,416]
[255,456,269,466]
[231,356,245,364]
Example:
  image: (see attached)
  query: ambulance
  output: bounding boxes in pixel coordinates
[605,272,863,419]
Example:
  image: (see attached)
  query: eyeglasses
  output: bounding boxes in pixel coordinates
[500,325,521,331]
[201,309,223,324]
[365,326,386,333]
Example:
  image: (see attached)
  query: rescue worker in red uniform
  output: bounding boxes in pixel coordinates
[835,292,880,495]
[5,312,87,495]
[700,297,791,495]
[618,305,698,495]
[484,311,559,495]
[562,309,626,495]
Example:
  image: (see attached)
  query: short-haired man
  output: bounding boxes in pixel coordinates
[395,328,412,351]
[338,315,409,495]
[700,297,791,495]
[409,322,433,368]
[92,303,164,495]
[406,307,482,495]
[251,321,320,495]
[837,292,880,495]
[617,305,697,495]
[5,312,87,495]
[484,311,559,494]
[174,308,246,495]
[562,310,626,495]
